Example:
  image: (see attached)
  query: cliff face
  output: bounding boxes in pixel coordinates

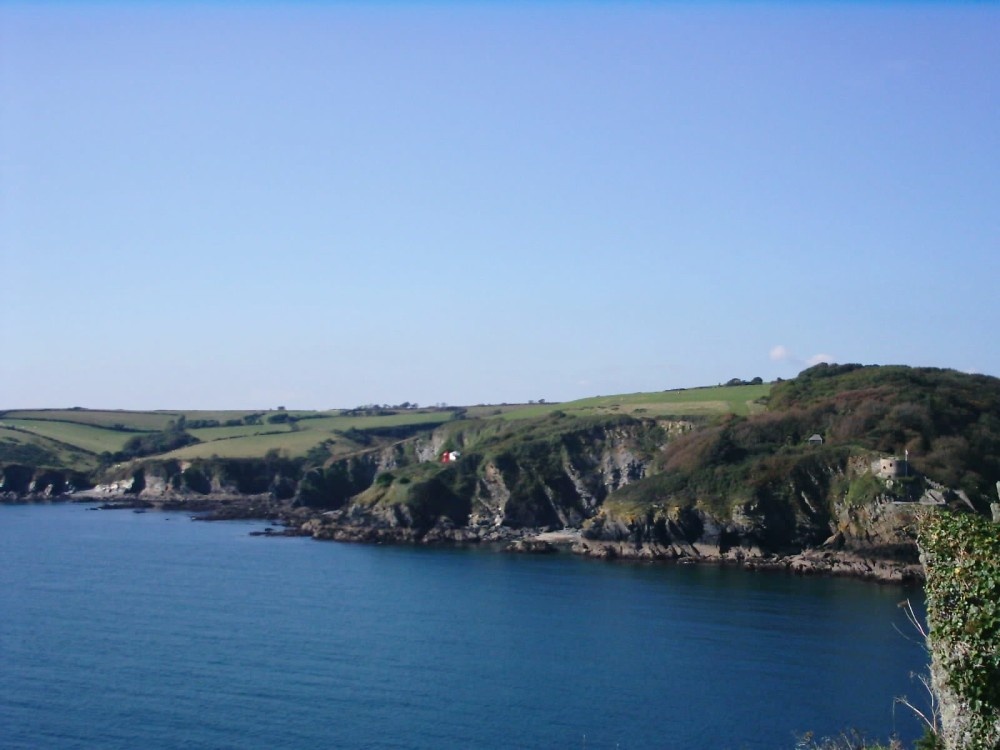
[467,422,654,530]
[569,447,931,581]
[1,465,92,499]
[575,479,924,580]
[287,415,927,580]
[297,446,404,509]
[303,417,669,543]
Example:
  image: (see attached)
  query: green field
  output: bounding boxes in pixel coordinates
[175,410,284,423]
[0,409,282,432]
[0,383,770,467]
[2,419,139,454]
[299,411,450,431]
[496,383,770,420]
[163,429,345,460]
[1,409,176,431]
[0,425,96,470]
[186,424,293,442]
[167,412,451,459]
[0,426,66,453]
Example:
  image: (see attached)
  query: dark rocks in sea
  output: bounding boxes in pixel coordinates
[504,539,557,554]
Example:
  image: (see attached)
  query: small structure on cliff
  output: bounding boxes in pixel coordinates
[807,433,824,446]
[874,456,908,479]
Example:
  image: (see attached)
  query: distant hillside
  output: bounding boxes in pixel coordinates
[3,367,997,581]
[581,364,996,566]
[0,382,768,471]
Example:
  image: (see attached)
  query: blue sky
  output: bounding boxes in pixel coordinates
[2,2,997,410]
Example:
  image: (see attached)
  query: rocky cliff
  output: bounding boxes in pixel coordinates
[299,415,671,542]
[6,364,997,584]
[283,413,936,581]
[1,464,93,499]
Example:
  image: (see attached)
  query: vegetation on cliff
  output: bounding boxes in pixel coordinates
[771,365,1000,508]
[606,364,1000,525]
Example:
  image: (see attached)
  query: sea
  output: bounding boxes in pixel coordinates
[0,502,930,750]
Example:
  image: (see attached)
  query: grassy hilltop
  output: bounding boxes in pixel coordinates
[0,382,768,471]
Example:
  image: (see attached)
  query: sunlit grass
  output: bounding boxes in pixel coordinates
[497,383,771,420]
[2,419,138,454]
[3,409,175,431]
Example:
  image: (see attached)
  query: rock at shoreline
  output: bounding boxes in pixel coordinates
[505,539,557,554]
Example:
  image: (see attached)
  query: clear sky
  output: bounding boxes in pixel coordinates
[2,1,997,410]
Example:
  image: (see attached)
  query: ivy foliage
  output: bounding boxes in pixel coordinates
[919,511,1000,747]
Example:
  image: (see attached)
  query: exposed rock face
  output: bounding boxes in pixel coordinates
[466,422,656,531]
[574,457,925,582]
[297,451,386,509]
[831,495,922,559]
[413,431,451,463]
[471,462,512,528]
[569,501,922,582]
[283,419,668,548]
[1,465,92,500]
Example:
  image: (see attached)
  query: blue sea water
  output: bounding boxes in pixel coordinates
[0,503,929,750]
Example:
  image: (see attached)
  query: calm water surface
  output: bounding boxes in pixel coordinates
[0,503,929,749]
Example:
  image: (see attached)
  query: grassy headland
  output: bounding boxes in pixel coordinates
[0,382,769,470]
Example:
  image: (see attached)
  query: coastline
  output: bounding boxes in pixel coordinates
[506,528,921,584]
[6,492,923,585]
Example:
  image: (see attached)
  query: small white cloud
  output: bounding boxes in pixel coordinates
[771,345,834,368]
[806,353,835,367]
